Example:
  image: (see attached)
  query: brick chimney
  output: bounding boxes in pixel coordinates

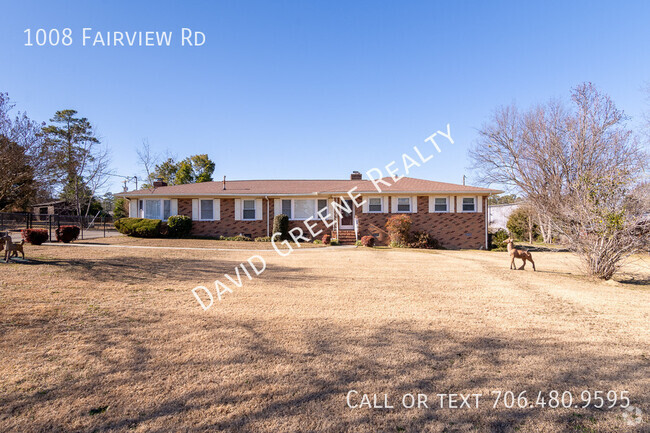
[153,178,167,188]
[350,171,362,180]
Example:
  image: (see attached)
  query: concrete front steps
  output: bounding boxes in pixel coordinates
[337,230,357,245]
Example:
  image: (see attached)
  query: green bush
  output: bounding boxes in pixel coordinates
[490,229,510,251]
[355,240,363,246]
[114,218,162,237]
[273,214,289,241]
[330,239,340,246]
[114,198,128,219]
[218,235,252,241]
[168,215,192,237]
[313,239,322,244]
[254,236,272,242]
[507,207,540,241]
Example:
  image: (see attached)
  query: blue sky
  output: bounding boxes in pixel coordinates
[1,0,649,194]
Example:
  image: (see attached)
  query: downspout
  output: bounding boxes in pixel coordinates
[484,195,489,249]
[265,196,270,236]
[335,197,339,240]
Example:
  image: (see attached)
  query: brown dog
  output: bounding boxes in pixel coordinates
[3,236,25,262]
[504,237,535,271]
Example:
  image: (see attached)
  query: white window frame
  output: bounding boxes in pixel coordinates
[281,199,292,219]
[433,197,449,213]
[276,198,331,221]
[141,198,174,220]
[292,199,316,221]
[316,199,330,220]
[144,199,161,220]
[242,199,256,220]
[396,197,412,213]
[163,199,172,219]
[368,197,383,213]
[199,199,215,221]
[462,197,476,212]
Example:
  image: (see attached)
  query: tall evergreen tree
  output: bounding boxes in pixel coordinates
[42,110,109,215]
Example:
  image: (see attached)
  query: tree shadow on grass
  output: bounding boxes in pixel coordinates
[616,276,650,286]
[2,255,309,285]
[2,310,647,433]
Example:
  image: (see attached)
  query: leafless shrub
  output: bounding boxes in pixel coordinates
[471,83,649,279]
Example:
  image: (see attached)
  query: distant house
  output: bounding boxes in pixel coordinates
[487,202,520,232]
[116,172,501,248]
[30,200,71,216]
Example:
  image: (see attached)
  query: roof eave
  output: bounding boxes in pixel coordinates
[117,189,502,198]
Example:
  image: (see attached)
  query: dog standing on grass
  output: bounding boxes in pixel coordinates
[504,237,535,271]
[2,235,25,262]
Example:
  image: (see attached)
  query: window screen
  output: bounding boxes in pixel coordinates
[434,198,447,212]
[145,200,161,219]
[462,197,475,212]
[282,199,292,219]
[369,198,382,212]
[317,199,329,218]
[243,200,256,220]
[397,197,410,212]
[200,200,213,220]
[163,200,171,219]
[294,199,315,220]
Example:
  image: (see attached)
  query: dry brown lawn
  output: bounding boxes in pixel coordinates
[0,239,648,432]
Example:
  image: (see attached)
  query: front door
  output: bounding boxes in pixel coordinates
[340,199,354,229]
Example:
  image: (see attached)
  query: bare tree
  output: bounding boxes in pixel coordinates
[471,83,649,279]
[136,138,158,188]
[82,143,112,217]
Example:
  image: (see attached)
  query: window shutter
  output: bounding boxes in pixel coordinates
[255,199,263,220]
[362,198,369,213]
[234,199,241,221]
[391,196,397,213]
[477,196,482,213]
[274,199,281,217]
[191,199,199,220]
[412,196,417,213]
[129,199,137,217]
[456,196,462,213]
[382,196,388,213]
[326,199,334,220]
[213,199,220,220]
[428,196,434,213]
[171,199,178,216]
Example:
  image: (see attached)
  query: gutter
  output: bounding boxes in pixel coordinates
[118,190,503,198]
[265,195,270,236]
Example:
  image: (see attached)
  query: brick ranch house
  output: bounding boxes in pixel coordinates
[117,172,501,249]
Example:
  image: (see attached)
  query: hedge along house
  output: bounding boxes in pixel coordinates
[117,173,501,249]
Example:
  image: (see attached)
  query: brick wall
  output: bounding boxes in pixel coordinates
[357,195,486,249]
[176,198,261,238]
[175,195,486,248]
